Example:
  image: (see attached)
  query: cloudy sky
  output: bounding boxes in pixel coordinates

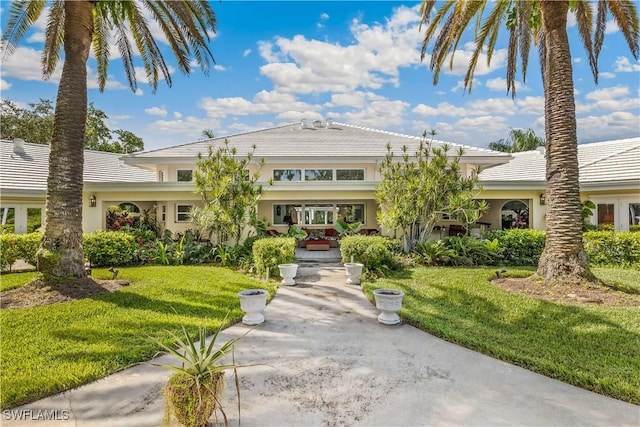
[1,1,639,151]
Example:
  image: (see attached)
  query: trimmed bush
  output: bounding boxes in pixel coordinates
[252,237,295,275]
[340,235,397,272]
[584,231,640,269]
[0,233,41,270]
[488,229,546,266]
[83,231,136,266]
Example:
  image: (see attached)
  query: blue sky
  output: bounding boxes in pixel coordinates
[1,1,639,151]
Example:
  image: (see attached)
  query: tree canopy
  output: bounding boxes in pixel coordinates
[488,128,545,153]
[0,98,144,153]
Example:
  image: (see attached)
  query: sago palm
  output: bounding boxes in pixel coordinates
[1,0,217,280]
[420,0,638,285]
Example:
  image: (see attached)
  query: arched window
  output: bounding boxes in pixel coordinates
[118,202,140,214]
[500,200,529,229]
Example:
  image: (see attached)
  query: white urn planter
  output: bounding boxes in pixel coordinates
[373,289,405,325]
[278,263,299,286]
[238,289,268,325]
[344,262,364,285]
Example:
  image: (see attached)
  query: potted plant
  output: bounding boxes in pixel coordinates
[277,263,299,286]
[238,289,268,325]
[152,318,247,427]
[372,289,405,325]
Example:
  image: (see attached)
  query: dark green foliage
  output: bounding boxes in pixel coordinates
[414,236,501,266]
[339,235,399,273]
[84,231,137,267]
[584,231,640,269]
[488,229,546,266]
[252,237,295,275]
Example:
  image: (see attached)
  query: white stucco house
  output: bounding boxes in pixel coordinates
[1,120,638,237]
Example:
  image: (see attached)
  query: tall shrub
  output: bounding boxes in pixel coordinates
[584,231,640,269]
[252,237,295,275]
[340,235,398,272]
[83,231,136,267]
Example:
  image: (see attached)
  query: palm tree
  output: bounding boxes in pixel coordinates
[420,0,638,284]
[2,1,217,280]
[488,128,545,153]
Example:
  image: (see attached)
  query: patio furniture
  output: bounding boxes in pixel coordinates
[306,239,330,251]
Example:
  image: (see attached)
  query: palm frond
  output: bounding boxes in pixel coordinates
[42,0,65,79]
[574,1,597,83]
[1,0,46,58]
[605,0,639,59]
[91,9,111,92]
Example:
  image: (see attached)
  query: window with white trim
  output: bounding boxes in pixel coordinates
[176,204,193,222]
[273,169,301,181]
[336,169,365,180]
[177,170,193,182]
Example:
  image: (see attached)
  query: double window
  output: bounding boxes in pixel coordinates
[272,203,365,225]
[176,204,192,222]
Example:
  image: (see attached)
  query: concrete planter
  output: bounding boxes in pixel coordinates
[278,263,299,286]
[238,289,268,325]
[373,289,405,325]
[344,262,364,285]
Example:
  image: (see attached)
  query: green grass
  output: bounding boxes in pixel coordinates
[0,271,39,291]
[367,267,640,404]
[593,267,640,294]
[0,265,277,409]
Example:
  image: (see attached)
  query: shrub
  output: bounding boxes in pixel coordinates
[340,235,397,273]
[584,231,640,269]
[0,232,41,270]
[487,229,546,266]
[442,236,500,266]
[413,240,456,266]
[83,231,136,266]
[252,237,295,275]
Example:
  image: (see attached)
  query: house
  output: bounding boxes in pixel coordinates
[478,137,640,232]
[1,122,638,237]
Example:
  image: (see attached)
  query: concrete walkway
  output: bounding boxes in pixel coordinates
[4,264,639,426]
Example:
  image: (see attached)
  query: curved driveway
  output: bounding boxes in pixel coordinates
[5,264,639,426]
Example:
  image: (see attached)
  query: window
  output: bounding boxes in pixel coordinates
[176,204,193,222]
[0,207,16,233]
[26,208,42,233]
[160,205,166,222]
[500,200,529,229]
[336,204,365,223]
[630,203,640,232]
[274,204,302,225]
[305,169,333,181]
[305,204,334,225]
[273,169,301,181]
[336,169,365,180]
[177,170,193,182]
[597,203,615,230]
[118,202,140,214]
[158,170,165,182]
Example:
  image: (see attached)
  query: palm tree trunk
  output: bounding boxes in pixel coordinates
[537,0,592,284]
[38,1,94,281]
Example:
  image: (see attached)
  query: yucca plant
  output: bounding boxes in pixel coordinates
[152,317,248,427]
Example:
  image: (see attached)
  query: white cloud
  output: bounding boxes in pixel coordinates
[325,91,385,108]
[413,102,467,117]
[134,88,144,96]
[213,65,227,71]
[573,57,582,64]
[173,112,183,119]
[134,65,175,85]
[577,111,640,142]
[320,13,329,20]
[605,20,619,34]
[199,90,321,119]
[0,47,61,82]
[598,72,615,79]
[148,116,220,141]
[0,79,12,91]
[340,99,410,128]
[614,56,640,72]
[516,96,545,116]
[585,85,629,101]
[485,77,528,92]
[145,106,168,117]
[243,49,252,58]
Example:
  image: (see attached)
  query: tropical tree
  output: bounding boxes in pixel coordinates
[1,1,217,281]
[488,128,545,152]
[191,140,264,246]
[1,99,145,153]
[376,130,486,253]
[420,0,638,284]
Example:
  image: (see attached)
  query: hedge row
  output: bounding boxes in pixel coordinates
[0,233,41,269]
[489,229,640,268]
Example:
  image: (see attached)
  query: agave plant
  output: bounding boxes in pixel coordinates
[152,317,249,427]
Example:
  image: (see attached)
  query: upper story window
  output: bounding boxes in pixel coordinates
[336,169,365,180]
[177,170,193,182]
[273,169,301,181]
[305,169,333,181]
[158,170,165,182]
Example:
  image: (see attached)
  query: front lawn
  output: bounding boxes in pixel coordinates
[367,267,640,404]
[0,266,275,409]
[0,271,39,291]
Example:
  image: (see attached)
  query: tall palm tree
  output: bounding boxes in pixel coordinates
[2,0,217,281]
[420,0,638,285]
[488,128,545,153]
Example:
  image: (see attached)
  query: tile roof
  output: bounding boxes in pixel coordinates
[124,121,511,163]
[478,137,640,185]
[0,139,156,193]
